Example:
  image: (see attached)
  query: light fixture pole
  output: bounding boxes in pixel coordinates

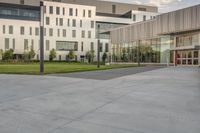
[97,24,100,68]
[40,1,44,74]
[137,40,140,66]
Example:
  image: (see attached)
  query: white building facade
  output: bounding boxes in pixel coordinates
[0,0,158,61]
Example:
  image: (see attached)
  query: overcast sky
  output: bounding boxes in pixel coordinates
[103,0,200,13]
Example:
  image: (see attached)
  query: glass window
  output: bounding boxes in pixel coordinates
[80,20,82,27]
[49,28,53,36]
[56,41,78,51]
[30,27,32,35]
[91,21,94,28]
[105,43,109,52]
[20,26,25,35]
[3,25,5,34]
[5,38,9,50]
[143,15,146,21]
[99,43,103,52]
[12,39,15,50]
[20,0,24,5]
[46,17,50,25]
[35,27,39,36]
[81,42,83,51]
[31,39,34,49]
[49,6,53,14]
[63,8,65,15]
[112,5,116,14]
[59,18,63,26]
[83,9,85,17]
[69,8,73,16]
[24,39,28,50]
[88,31,91,38]
[57,29,60,37]
[9,25,13,34]
[56,18,58,26]
[91,42,94,51]
[63,29,66,37]
[194,51,198,58]
[56,7,60,15]
[46,40,50,51]
[72,30,76,38]
[82,30,85,38]
[132,14,136,21]
[75,9,78,16]
[67,19,70,26]
[88,10,92,18]
[72,19,76,27]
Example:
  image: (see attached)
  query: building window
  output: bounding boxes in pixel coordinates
[133,14,136,21]
[5,38,9,50]
[56,18,58,26]
[9,25,13,34]
[88,31,91,38]
[56,7,60,15]
[91,42,94,51]
[3,25,5,34]
[69,8,73,16]
[59,18,63,26]
[57,29,60,37]
[49,28,53,36]
[56,41,78,51]
[80,20,82,27]
[35,28,39,36]
[91,21,94,28]
[20,26,25,35]
[24,39,28,50]
[44,6,46,14]
[105,43,109,52]
[63,8,65,15]
[20,0,24,5]
[72,19,76,27]
[30,27,32,35]
[75,9,78,16]
[72,30,76,38]
[81,30,85,38]
[31,39,34,49]
[88,10,92,18]
[46,17,50,25]
[63,29,66,37]
[46,40,50,51]
[143,15,146,21]
[81,42,83,51]
[83,9,86,17]
[13,39,15,50]
[68,19,70,26]
[49,6,53,14]
[99,43,103,52]
[112,5,116,14]
[138,8,147,11]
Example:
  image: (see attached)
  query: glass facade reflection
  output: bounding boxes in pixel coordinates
[0,4,40,21]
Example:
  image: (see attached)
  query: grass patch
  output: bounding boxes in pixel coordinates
[0,62,140,75]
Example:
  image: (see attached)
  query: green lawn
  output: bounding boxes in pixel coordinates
[0,62,139,75]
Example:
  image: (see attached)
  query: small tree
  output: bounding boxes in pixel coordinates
[0,49,3,60]
[29,48,36,61]
[102,52,107,65]
[49,49,56,61]
[86,50,95,63]
[67,50,75,61]
[3,49,14,61]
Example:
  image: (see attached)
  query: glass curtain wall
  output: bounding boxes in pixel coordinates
[112,38,161,63]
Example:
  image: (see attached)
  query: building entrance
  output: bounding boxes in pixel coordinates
[176,50,199,65]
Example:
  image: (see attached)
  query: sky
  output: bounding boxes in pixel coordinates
[103,0,200,13]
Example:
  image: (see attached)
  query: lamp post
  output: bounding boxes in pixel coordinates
[97,24,100,68]
[40,1,44,74]
[137,40,141,66]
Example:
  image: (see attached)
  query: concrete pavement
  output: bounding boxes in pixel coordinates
[0,66,199,133]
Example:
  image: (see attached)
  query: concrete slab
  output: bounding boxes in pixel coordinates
[0,66,199,133]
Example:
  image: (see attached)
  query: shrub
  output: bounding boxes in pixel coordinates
[3,49,14,61]
[49,49,56,61]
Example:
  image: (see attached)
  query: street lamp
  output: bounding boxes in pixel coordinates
[40,1,44,74]
[137,40,141,66]
[97,24,100,68]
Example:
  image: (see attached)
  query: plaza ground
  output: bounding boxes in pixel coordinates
[0,66,199,133]
[0,62,139,74]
